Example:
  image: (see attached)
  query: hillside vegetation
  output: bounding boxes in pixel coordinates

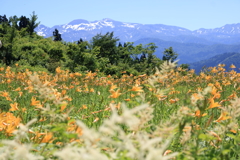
[0,14,169,76]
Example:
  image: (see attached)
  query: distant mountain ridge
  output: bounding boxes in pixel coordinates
[35,18,240,45]
[190,52,240,73]
[35,18,240,65]
[134,38,240,64]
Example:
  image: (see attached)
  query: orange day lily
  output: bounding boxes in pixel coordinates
[109,89,121,98]
[169,98,179,104]
[211,87,221,99]
[215,111,231,122]
[195,110,207,118]
[14,87,21,91]
[230,64,236,69]
[0,112,21,136]
[9,102,19,111]
[129,85,143,92]
[109,84,118,91]
[207,98,221,109]
[30,97,42,108]
[0,91,10,98]
[40,132,54,143]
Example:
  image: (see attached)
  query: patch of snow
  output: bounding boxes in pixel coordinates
[156,30,162,33]
[101,20,114,28]
[122,23,135,28]
[64,21,104,30]
[196,30,202,34]
[37,32,46,36]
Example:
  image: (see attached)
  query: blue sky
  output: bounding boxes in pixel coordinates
[1,0,240,30]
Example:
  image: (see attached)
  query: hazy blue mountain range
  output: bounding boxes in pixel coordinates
[190,52,240,73]
[35,18,240,66]
[36,18,240,45]
[134,38,240,64]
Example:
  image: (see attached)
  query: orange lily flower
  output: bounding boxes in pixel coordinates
[0,112,21,136]
[55,67,62,74]
[109,84,118,91]
[129,85,143,92]
[109,89,121,98]
[215,111,231,122]
[40,132,54,143]
[230,64,236,69]
[30,97,42,108]
[195,110,207,118]
[90,88,95,92]
[207,98,221,109]
[169,98,179,104]
[9,102,19,111]
[0,91,9,97]
[14,87,21,91]
[211,87,221,99]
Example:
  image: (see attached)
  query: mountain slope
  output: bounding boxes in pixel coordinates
[35,18,240,45]
[134,38,240,63]
[35,18,240,65]
[190,52,240,73]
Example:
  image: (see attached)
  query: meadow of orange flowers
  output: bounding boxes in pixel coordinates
[0,62,240,159]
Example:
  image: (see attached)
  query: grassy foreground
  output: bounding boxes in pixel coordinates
[0,62,240,160]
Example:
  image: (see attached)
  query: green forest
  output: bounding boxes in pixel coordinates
[0,13,186,76]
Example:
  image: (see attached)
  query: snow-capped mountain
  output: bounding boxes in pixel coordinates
[35,18,240,45]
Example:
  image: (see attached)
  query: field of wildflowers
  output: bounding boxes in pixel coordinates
[0,61,239,159]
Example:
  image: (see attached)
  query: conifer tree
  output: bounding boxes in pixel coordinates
[0,15,8,24]
[77,38,83,44]
[91,32,119,64]
[27,12,40,36]
[53,29,62,41]
[9,15,19,29]
[162,47,178,62]
[118,42,122,47]
[19,16,29,30]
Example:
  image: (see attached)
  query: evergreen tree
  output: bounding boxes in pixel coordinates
[77,38,83,44]
[0,15,9,24]
[27,12,40,36]
[123,42,127,48]
[9,15,19,29]
[0,15,9,37]
[19,16,29,30]
[53,29,62,41]
[162,47,178,62]
[91,32,119,64]
[118,42,122,47]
